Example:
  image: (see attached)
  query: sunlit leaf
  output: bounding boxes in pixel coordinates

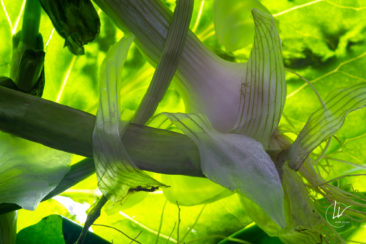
[16,214,109,244]
[0,133,70,210]
[94,192,251,244]
[214,0,269,52]
[160,174,232,206]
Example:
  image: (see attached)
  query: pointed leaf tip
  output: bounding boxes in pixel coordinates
[163,112,286,227]
[233,8,286,149]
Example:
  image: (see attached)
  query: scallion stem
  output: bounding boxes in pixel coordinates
[0,86,202,176]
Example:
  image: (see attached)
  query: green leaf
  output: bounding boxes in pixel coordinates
[94,192,251,244]
[16,214,110,244]
[160,174,232,206]
[93,36,163,199]
[17,215,64,244]
[218,224,282,244]
[231,9,286,149]
[0,0,23,76]
[0,133,70,210]
[214,0,269,52]
[272,0,366,134]
[288,83,366,170]
[17,199,71,232]
[163,113,285,228]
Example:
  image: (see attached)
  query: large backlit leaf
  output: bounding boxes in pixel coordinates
[164,113,285,227]
[232,9,286,149]
[270,0,366,134]
[0,0,14,76]
[93,36,163,199]
[160,174,232,206]
[213,0,269,52]
[95,192,251,244]
[0,133,70,210]
[54,173,252,243]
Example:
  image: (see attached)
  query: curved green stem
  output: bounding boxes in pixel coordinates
[0,86,201,176]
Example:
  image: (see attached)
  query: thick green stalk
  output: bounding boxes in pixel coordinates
[0,86,201,176]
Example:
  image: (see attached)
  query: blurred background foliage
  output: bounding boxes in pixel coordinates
[1,0,366,243]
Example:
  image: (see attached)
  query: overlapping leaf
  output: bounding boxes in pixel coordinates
[92,36,163,199]
[0,133,70,210]
[232,9,286,149]
[164,112,285,227]
[96,192,251,244]
[161,174,232,206]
